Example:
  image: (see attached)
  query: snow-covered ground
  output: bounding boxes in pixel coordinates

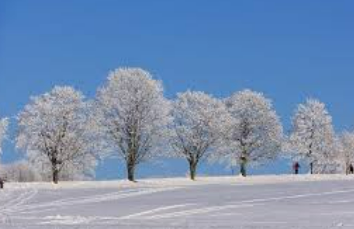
[1,175,354,229]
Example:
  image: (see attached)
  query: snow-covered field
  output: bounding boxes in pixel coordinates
[1,175,354,229]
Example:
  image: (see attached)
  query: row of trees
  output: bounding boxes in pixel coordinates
[0,68,353,183]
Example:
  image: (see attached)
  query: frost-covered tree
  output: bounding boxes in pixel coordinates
[16,86,101,184]
[26,149,98,181]
[338,132,354,175]
[0,118,8,156]
[94,68,170,181]
[0,117,8,178]
[170,91,231,180]
[224,90,283,177]
[2,160,42,182]
[289,99,334,174]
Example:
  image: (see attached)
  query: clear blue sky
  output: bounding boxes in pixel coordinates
[1,0,354,179]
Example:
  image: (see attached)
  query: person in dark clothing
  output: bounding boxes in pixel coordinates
[0,178,4,189]
[349,164,354,175]
[293,162,300,175]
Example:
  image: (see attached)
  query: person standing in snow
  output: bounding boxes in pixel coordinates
[349,164,354,175]
[293,162,300,175]
[0,177,4,189]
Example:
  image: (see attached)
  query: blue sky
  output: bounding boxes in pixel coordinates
[1,1,354,179]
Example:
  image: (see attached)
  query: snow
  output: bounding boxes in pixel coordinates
[1,175,354,228]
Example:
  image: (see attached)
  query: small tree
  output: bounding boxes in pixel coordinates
[2,160,42,182]
[170,91,231,180]
[289,99,334,174]
[0,117,8,181]
[338,132,354,175]
[224,90,283,177]
[16,86,101,184]
[94,68,170,182]
[0,118,8,156]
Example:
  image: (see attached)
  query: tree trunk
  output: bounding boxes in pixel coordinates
[310,162,314,175]
[189,160,197,181]
[52,168,59,184]
[126,156,136,182]
[126,142,137,182]
[240,156,247,177]
[127,163,135,182]
[51,155,59,184]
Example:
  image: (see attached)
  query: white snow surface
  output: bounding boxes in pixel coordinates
[1,174,354,229]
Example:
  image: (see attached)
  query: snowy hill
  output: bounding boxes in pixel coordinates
[1,175,354,229]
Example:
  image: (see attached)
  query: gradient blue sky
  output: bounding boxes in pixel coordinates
[1,1,354,179]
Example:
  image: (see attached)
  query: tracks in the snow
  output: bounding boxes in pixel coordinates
[3,182,354,227]
[0,185,182,220]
